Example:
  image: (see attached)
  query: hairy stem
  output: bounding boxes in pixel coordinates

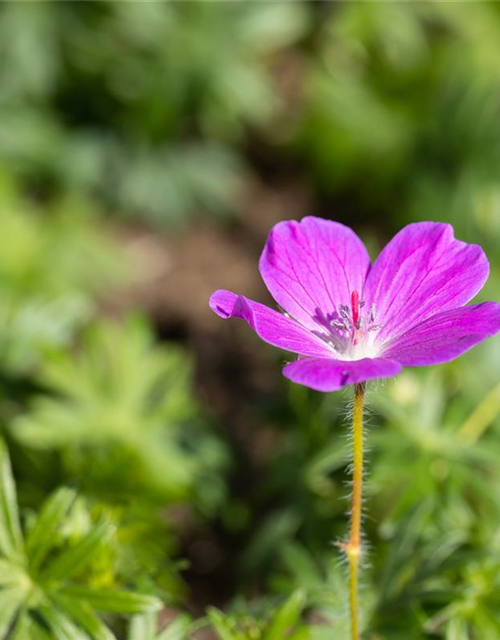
[347,382,365,640]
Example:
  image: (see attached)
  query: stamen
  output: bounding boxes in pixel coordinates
[331,320,347,330]
[339,306,352,330]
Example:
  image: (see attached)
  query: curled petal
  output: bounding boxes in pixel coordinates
[283,357,402,392]
[259,217,371,330]
[364,222,490,343]
[383,302,500,366]
[209,290,334,358]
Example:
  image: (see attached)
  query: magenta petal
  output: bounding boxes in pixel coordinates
[383,302,500,366]
[283,357,402,392]
[364,222,490,343]
[259,217,371,330]
[209,290,334,357]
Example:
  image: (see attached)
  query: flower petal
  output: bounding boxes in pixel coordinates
[209,290,335,357]
[282,357,402,392]
[383,302,500,366]
[364,222,490,343]
[259,217,371,330]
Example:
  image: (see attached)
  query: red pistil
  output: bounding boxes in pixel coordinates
[351,290,360,346]
[351,290,360,327]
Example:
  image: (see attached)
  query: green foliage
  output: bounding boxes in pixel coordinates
[208,590,309,640]
[127,613,192,640]
[264,360,500,639]
[0,173,122,375]
[12,315,227,509]
[366,365,500,638]
[0,1,308,226]
[0,440,161,640]
[126,595,311,640]
[272,542,354,640]
[0,176,118,300]
[370,368,500,525]
[4,313,226,605]
[235,384,351,584]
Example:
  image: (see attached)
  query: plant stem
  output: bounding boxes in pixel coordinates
[458,381,500,445]
[347,382,365,640]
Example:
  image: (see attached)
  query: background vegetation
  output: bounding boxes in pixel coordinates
[0,2,499,639]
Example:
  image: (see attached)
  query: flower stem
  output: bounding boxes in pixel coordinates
[347,382,365,640]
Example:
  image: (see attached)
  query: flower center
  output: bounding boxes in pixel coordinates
[316,290,382,360]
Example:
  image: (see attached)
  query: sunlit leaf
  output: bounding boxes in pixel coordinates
[60,586,162,615]
[0,440,25,562]
[26,487,76,574]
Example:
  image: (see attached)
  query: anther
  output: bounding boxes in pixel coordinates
[331,320,347,330]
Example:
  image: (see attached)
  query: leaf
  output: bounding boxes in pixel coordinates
[128,612,157,640]
[205,610,233,640]
[51,593,116,640]
[0,559,28,588]
[157,615,192,640]
[38,606,90,640]
[0,588,23,639]
[8,610,33,640]
[446,616,469,640]
[281,543,322,590]
[127,614,192,640]
[41,521,113,581]
[206,609,236,640]
[60,586,162,615]
[26,487,76,574]
[263,591,307,640]
[0,440,25,561]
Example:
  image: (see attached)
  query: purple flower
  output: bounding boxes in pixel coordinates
[210,218,500,392]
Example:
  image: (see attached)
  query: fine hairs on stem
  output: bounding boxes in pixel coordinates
[343,382,366,640]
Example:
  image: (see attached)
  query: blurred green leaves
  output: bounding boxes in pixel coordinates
[0,440,161,640]
[208,590,308,640]
[0,1,308,226]
[13,315,227,509]
[127,613,192,640]
[0,174,122,375]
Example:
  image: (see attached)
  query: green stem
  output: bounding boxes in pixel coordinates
[458,381,500,445]
[347,382,365,640]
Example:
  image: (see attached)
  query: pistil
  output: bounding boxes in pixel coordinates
[351,290,360,346]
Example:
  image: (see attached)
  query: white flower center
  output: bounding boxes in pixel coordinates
[313,291,383,361]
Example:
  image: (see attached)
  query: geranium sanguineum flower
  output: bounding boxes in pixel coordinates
[210,218,500,392]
